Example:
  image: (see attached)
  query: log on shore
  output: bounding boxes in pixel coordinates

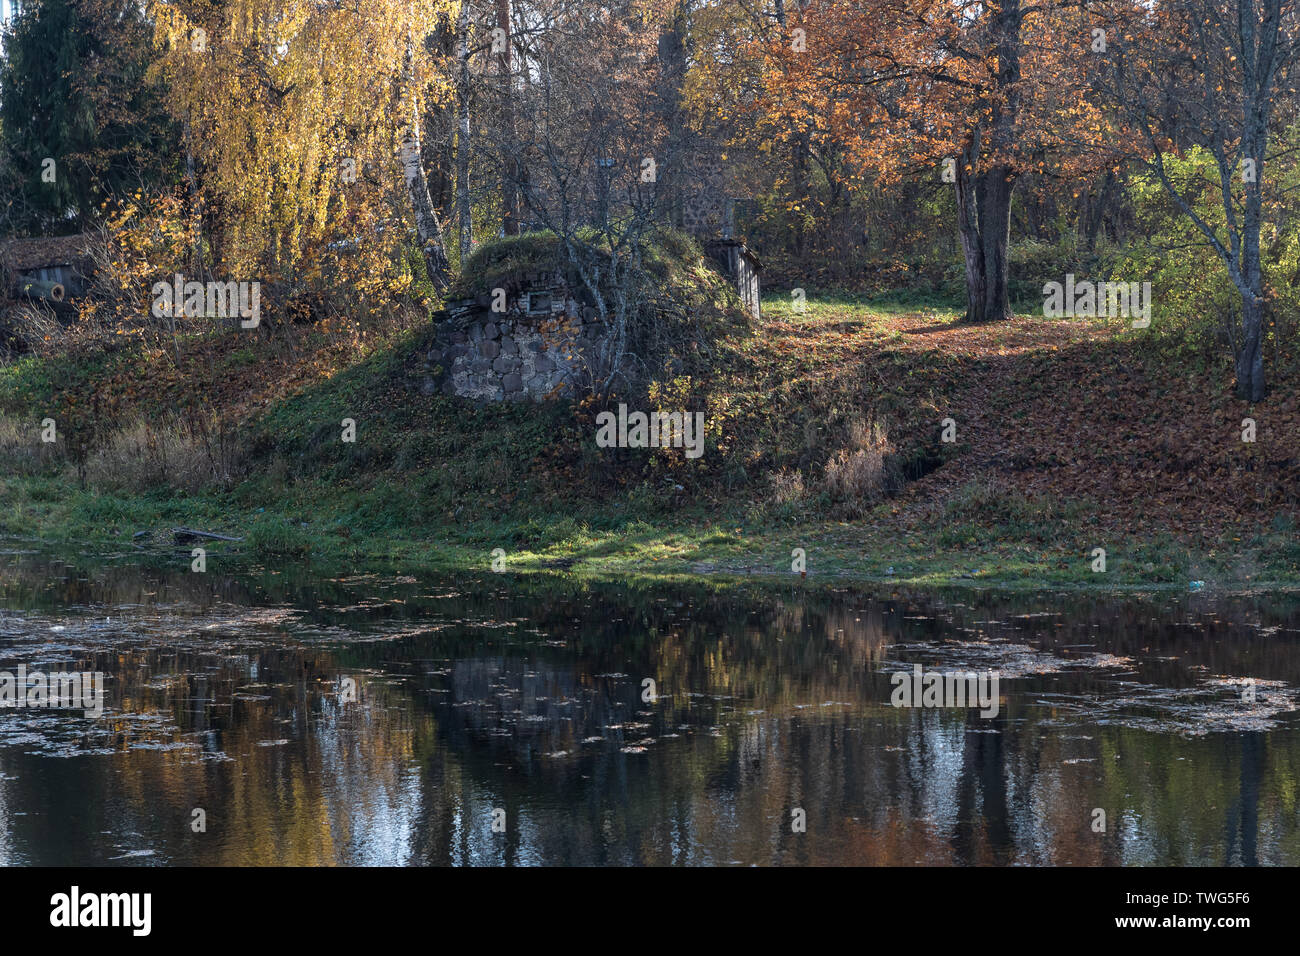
[18,279,65,302]
[172,527,244,544]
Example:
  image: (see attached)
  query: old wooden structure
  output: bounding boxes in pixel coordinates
[0,233,96,305]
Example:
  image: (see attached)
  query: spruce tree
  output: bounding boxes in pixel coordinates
[0,0,177,233]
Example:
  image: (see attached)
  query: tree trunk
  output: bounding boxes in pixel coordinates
[429,14,457,226]
[792,129,810,257]
[954,155,986,320]
[1234,207,1267,401]
[975,165,1014,321]
[1085,170,1117,251]
[1236,295,1266,401]
[952,0,1020,323]
[1236,82,1268,401]
[954,151,1014,323]
[656,5,689,231]
[1229,91,1268,402]
[182,113,204,276]
[401,125,451,292]
[401,36,451,292]
[496,0,518,236]
[456,4,472,261]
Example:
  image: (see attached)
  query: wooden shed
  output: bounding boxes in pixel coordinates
[0,232,97,303]
[704,238,761,322]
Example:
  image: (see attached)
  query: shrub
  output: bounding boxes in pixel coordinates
[821,417,900,517]
[767,468,806,505]
[1008,235,1120,308]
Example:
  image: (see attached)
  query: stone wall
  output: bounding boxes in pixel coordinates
[422,293,608,402]
[678,145,732,238]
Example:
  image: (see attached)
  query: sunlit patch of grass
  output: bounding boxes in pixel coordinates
[760,292,960,330]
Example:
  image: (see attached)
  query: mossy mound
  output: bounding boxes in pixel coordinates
[448,227,743,324]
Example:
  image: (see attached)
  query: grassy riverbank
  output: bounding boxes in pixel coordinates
[2,293,1298,592]
[1,474,1298,591]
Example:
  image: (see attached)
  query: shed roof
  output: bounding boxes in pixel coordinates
[704,237,762,273]
[0,233,97,272]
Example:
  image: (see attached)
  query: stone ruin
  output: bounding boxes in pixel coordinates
[421,275,604,402]
[422,159,763,402]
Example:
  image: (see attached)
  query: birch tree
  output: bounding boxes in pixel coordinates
[149,0,458,290]
[1090,0,1300,400]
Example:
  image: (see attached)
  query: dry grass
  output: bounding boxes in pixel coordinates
[83,411,244,493]
[822,417,900,517]
[766,467,807,505]
[0,415,65,474]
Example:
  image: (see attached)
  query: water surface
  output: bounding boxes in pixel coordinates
[1,554,1298,866]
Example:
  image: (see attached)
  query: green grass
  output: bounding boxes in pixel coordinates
[3,467,1297,593]
[761,289,963,321]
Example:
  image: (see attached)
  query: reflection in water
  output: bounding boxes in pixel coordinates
[0,555,1298,865]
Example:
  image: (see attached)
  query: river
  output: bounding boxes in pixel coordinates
[1,554,1297,865]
